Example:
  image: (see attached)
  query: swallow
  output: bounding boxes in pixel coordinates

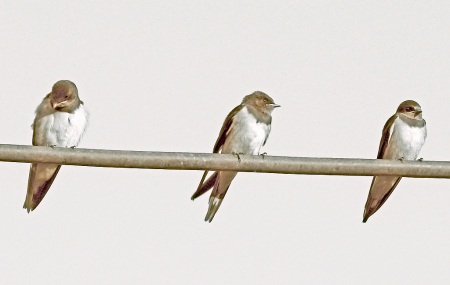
[363,100,426,223]
[191,91,280,222]
[23,80,89,212]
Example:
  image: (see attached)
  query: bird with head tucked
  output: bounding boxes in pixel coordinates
[24,80,89,212]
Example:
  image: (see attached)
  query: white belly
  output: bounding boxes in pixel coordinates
[223,106,270,155]
[384,117,427,160]
[33,104,88,147]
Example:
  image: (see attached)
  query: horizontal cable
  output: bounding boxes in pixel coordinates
[0,144,449,178]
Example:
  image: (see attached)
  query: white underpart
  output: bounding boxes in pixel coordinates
[33,99,89,147]
[223,106,270,155]
[385,116,427,160]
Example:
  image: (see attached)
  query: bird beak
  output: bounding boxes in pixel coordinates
[52,101,67,110]
[270,104,281,108]
[414,110,422,117]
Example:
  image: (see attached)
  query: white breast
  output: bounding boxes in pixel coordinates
[33,103,89,147]
[223,106,271,155]
[385,116,427,160]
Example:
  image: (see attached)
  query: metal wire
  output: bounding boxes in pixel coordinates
[0,144,449,178]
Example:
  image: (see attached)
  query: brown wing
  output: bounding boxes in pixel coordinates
[262,117,272,146]
[212,104,244,153]
[23,163,61,212]
[363,176,402,222]
[377,114,397,159]
[191,104,243,200]
[31,121,39,146]
[362,114,400,222]
[191,171,218,200]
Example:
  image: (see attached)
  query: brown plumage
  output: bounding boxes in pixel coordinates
[24,80,88,212]
[192,91,279,222]
[363,100,426,223]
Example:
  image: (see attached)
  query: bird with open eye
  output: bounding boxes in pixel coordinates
[23,80,89,212]
[191,91,280,222]
[363,100,427,223]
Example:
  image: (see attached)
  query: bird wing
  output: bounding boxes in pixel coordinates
[212,104,244,153]
[377,114,397,159]
[191,171,218,200]
[23,163,61,212]
[262,117,272,146]
[363,114,400,222]
[191,104,243,200]
[363,176,402,222]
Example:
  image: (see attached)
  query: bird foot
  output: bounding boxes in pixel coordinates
[232,152,244,163]
[260,152,267,159]
[418,157,423,162]
[50,145,57,148]
[398,157,405,163]
[70,146,76,149]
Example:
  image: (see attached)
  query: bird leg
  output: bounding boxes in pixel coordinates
[232,152,244,163]
[398,157,405,163]
[418,158,423,162]
[260,152,267,160]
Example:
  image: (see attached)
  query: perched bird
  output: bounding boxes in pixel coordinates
[191,91,280,222]
[363,100,426,223]
[23,80,88,212]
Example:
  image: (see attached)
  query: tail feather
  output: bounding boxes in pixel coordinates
[191,171,218,200]
[202,172,235,222]
[205,197,223,223]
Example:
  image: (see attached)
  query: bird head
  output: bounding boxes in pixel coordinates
[49,80,80,112]
[243,91,280,116]
[397,100,423,120]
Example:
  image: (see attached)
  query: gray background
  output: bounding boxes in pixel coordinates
[0,1,449,284]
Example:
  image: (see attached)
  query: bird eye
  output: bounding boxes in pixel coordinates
[406,107,413,112]
[263,98,268,103]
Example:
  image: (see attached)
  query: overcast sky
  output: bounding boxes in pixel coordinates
[1,1,450,284]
